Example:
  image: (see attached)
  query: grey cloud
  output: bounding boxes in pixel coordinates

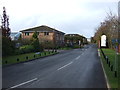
[9,1,118,38]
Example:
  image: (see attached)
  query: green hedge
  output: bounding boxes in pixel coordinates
[20,45,34,54]
[15,45,34,54]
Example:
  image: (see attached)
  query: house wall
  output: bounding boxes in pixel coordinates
[22,32,33,40]
[21,32,54,42]
[55,33,64,46]
[38,32,54,43]
[21,29,65,48]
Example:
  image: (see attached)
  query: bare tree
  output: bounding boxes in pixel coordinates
[94,11,118,49]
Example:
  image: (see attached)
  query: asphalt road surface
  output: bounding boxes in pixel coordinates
[3,44,107,89]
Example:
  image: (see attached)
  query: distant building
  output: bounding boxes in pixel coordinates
[64,34,87,47]
[87,38,91,43]
[10,32,21,40]
[20,25,65,48]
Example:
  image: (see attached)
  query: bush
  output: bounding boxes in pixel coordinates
[14,49,21,55]
[41,41,55,49]
[32,39,41,52]
[19,45,34,54]
[73,45,80,49]
[31,31,41,52]
[21,39,32,45]
[2,37,15,56]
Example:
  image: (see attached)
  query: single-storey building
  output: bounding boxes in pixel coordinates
[64,34,87,47]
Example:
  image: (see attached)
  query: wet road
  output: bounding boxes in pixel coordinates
[3,44,107,89]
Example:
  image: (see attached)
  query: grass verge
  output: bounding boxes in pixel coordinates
[99,48,119,88]
[2,51,58,66]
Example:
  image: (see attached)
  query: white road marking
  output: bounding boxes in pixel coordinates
[81,53,84,55]
[9,78,38,89]
[75,56,81,60]
[57,62,73,70]
[98,50,100,57]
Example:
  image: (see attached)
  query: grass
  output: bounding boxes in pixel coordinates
[2,51,58,66]
[99,48,119,88]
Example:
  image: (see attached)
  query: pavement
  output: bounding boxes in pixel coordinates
[2,44,107,89]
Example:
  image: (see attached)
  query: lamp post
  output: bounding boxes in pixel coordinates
[117,1,120,85]
[118,1,120,52]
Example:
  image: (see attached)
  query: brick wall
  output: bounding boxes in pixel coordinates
[22,32,33,40]
[38,32,54,42]
[22,32,54,42]
[21,31,64,47]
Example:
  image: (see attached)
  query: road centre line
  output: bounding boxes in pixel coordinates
[57,62,73,70]
[8,78,38,89]
[75,56,81,60]
[98,50,100,57]
[81,53,84,56]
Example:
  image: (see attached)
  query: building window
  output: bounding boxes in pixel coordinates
[25,32,29,36]
[44,32,49,36]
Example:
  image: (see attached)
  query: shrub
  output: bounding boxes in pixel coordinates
[31,31,41,52]
[2,37,15,56]
[19,45,34,54]
[41,41,55,49]
[73,45,80,49]
[14,49,20,55]
[32,39,41,52]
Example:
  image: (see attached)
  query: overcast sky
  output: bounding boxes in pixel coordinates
[0,0,119,38]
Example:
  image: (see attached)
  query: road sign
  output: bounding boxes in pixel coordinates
[101,35,106,47]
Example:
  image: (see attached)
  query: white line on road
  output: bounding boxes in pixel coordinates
[98,50,100,57]
[81,53,84,55]
[75,56,81,60]
[57,62,73,70]
[8,78,38,89]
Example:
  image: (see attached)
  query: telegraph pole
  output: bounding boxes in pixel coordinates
[118,1,120,88]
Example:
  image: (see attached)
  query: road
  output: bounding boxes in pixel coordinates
[3,44,107,89]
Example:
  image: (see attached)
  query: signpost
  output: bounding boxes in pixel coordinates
[118,1,120,87]
[101,35,107,48]
[79,40,81,48]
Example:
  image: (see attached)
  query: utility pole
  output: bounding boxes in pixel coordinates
[117,1,120,63]
[118,1,120,52]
